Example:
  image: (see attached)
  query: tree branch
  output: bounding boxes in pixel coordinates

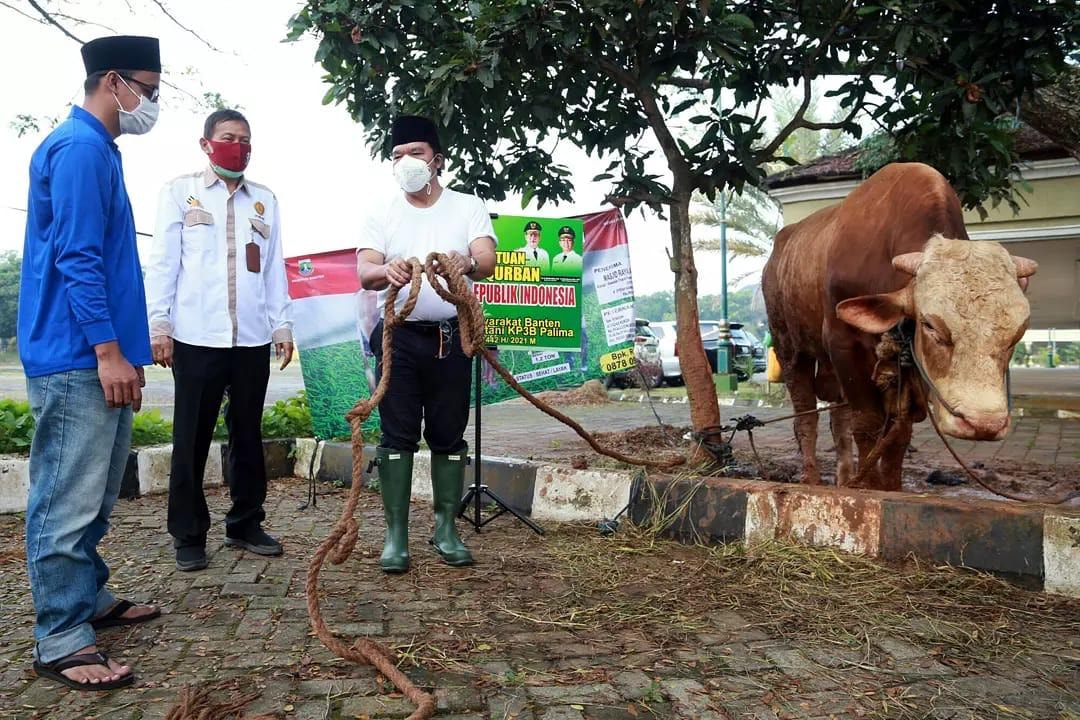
[755,71,813,161]
[148,0,223,53]
[25,0,83,43]
[0,0,39,24]
[595,57,636,88]
[51,11,117,33]
[660,76,709,90]
[595,57,693,189]
[799,103,860,131]
[605,189,665,209]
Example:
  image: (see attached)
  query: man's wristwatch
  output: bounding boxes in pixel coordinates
[468,256,479,275]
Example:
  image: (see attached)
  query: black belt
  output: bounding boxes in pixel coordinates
[398,318,459,332]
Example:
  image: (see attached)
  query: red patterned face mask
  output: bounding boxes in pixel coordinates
[206,140,251,174]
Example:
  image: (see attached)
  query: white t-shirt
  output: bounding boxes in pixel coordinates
[358,188,496,321]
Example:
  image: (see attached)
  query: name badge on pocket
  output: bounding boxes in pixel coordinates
[246,241,260,273]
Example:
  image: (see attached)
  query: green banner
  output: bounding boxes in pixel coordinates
[286,210,636,438]
[475,215,583,352]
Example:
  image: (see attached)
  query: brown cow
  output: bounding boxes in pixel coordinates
[762,163,1036,491]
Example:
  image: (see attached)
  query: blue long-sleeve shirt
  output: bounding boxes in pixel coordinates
[18,106,152,378]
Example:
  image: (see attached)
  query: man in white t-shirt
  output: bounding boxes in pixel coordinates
[356,115,496,573]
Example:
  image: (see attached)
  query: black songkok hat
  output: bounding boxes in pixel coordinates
[389,115,443,154]
[81,35,161,76]
[557,225,576,239]
[524,221,542,233]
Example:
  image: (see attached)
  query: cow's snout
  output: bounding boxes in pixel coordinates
[943,407,1010,440]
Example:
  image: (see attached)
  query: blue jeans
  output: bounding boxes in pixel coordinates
[25,369,133,664]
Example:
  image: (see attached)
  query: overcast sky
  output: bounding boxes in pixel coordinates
[1,0,788,299]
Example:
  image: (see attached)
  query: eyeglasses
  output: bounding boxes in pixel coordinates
[118,74,160,103]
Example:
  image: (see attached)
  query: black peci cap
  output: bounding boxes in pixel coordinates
[389,115,442,154]
[81,35,161,76]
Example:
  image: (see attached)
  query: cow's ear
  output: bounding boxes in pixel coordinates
[836,288,912,334]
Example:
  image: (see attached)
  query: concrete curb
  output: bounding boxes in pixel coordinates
[630,475,1079,598]
[1,438,1075,597]
[0,439,294,515]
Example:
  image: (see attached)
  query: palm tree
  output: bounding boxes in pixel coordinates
[691,86,854,260]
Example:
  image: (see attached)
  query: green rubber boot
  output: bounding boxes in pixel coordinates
[377,447,413,573]
[429,451,475,567]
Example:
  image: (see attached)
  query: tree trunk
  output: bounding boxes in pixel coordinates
[670,192,722,462]
[1020,65,1080,162]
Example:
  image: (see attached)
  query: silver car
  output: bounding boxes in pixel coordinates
[651,320,759,384]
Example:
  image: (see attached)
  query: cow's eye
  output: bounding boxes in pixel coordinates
[921,318,951,346]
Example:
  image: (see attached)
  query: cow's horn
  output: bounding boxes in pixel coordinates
[1012,256,1038,278]
[892,252,923,276]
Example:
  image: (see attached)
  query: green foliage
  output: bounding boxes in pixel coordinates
[691,187,782,258]
[642,680,665,705]
[636,287,766,328]
[288,0,1078,213]
[1010,343,1031,367]
[1057,343,1079,365]
[0,252,21,340]
[213,408,228,440]
[261,390,314,440]
[131,410,173,447]
[0,399,34,455]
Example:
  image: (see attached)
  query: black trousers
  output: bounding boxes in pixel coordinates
[371,319,472,454]
[168,340,271,548]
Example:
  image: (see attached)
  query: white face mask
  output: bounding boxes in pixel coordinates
[393,154,435,193]
[113,76,159,136]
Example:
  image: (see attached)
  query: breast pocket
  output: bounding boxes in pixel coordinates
[181,208,216,251]
[247,217,270,273]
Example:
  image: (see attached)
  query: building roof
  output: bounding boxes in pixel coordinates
[764,125,1068,189]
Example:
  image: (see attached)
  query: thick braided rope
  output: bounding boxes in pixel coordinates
[306,259,437,720]
[423,252,683,470]
[304,254,687,720]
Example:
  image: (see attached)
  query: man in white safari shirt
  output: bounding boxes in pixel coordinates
[145,109,294,572]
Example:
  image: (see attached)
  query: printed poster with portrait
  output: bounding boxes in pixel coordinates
[475,215,583,352]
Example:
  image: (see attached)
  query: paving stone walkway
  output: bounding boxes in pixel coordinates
[1,478,1077,720]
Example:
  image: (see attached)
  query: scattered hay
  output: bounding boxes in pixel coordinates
[590,424,691,466]
[164,679,263,720]
[533,379,610,406]
[502,498,1080,702]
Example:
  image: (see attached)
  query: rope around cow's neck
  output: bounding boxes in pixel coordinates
[907,335,1077,505]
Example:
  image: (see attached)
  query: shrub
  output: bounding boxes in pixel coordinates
[131,409,173,447]
[0,399,34,454]
[261,390,313,439]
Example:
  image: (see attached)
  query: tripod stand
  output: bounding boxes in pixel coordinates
[458,352,545,535]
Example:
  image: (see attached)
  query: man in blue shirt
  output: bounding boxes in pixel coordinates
[18,35,162,692]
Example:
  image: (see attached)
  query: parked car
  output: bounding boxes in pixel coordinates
[651,320,762,384]
[604,319,663,389]
[732,324,767,373]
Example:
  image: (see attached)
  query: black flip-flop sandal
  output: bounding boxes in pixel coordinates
[33,651,134,691]
[91,599,161,630]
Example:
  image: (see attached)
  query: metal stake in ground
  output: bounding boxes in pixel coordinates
[459,351,545,534]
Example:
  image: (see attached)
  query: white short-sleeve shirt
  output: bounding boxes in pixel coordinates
[358,188,496,321]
